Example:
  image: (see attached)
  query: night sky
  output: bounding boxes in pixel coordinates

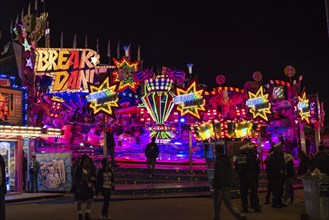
[1,0,329,124]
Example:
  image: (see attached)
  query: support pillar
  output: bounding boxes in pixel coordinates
[299,121,306,154]
[188,130,193,173]
[15,137,23,192]
[314,121,321,153]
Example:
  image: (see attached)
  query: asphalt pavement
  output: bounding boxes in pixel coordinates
[5,189,307,220]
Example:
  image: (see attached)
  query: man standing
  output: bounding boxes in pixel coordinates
[145,136,159,177]
[22,151,27,192]
[106,127,119,168]
[29,154,40,193]
[235,139,261,213]
[0,154,7,220]
[213,144,247,220]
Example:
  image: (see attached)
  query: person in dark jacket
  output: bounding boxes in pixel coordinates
[29,154,40,193]
[213,144,247,220]
[297,149,309,175]
[22,151,27,192]
[0,154,7,220]
[145,136,159,176]
[73,154,95,220]
[235,139,261,213]
[264,140,275,204]
[267,142,286,208]
[313,144,329,175]
[106,127,119,168]
[97,158,115,220]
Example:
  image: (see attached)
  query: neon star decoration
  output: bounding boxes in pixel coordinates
[25,58,33,69]
[175,79,206,120]
[23,39,31,51]
[87,77,119,117]
[112,56,139,93]
[91,54,100,66]
[246,86,271,121]
[297,92,310,123]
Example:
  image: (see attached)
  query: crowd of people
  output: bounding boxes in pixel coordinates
[212,137,329,220]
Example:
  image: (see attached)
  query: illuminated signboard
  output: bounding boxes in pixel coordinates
[112,56,140,92]
[0,74,25,126]
[297,92,310,123]
[272,86,285,99]
[235,121,253,138]
[246,86,271,121]
[87,78,119,117]
[34,48,113,93]
[175,80,206,120]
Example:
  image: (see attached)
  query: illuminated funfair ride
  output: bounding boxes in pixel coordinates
[6,5,325,165]
[190,69,325,159]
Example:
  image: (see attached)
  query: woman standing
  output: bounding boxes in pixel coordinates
[73,154,95,220]
[97,158,115,220]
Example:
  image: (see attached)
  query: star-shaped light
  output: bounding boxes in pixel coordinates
[91,55,100,66]
[23,39,31,51]
[175,80,206,120]
[112,56,139,93]
[25,58,33,69]
[246,86,271,121]
[297,92,310,123]
[87,77,119,117]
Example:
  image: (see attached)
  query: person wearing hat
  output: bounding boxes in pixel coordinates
[235,138,261,213]
[29,154,40,193]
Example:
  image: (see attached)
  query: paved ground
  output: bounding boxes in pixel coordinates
[5,189,306,220]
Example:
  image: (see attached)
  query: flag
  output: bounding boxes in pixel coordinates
[128,43,131,60]
[35,0,38,11]
[85,35,88,48]
[137,45,141,61]
[96,37,99,53]
[117,41,120,58]
[10,20,13,34]
[21,9,24,20]
[12,42,23,79]
[107,40,111,57]
[28,1,31,15]
[60,31,63,48]
[73,34,76,48]
[107,40,111,65]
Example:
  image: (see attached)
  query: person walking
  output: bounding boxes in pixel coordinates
[106,127,119,168]
[145,136,159,177]
[0,154,7,220]
[213,144,247,220]
[29,154,40,193]
[73,154,95,220]
[97,158,115,220]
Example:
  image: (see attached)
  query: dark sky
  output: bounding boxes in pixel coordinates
[1,0,329,124]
